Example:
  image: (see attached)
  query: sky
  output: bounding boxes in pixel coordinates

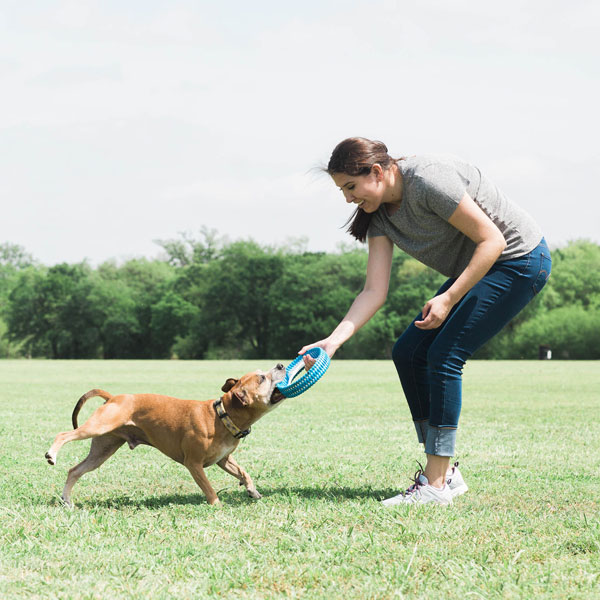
[1,0,599,265]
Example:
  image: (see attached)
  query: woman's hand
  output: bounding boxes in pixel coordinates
[298,339,338,370]
[415,292,454,330]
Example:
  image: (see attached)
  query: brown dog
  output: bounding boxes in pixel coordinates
[45,363,286,506]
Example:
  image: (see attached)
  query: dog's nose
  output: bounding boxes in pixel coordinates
[276,363,284,370]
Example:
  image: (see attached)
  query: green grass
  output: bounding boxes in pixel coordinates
[0,359,598,599]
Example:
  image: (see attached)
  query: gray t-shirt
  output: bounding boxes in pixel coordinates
[367,154,543,278]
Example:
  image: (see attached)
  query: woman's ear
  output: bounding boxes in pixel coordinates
[371,163,384,181]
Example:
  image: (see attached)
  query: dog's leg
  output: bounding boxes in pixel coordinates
[61,435,125,507]
[184,459,220,505]
[217,454,262,499]
[45,402,126,465]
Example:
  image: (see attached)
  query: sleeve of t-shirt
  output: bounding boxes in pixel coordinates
[419,165,468,221]
[366,211,386,238]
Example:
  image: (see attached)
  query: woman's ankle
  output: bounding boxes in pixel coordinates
[424,454,451,489]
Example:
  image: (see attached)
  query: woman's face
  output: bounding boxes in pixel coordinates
[331,166,385,213]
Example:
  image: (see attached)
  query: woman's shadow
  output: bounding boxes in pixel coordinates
[66,484,395,510]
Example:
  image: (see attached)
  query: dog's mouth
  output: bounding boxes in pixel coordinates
[270,388,285,405]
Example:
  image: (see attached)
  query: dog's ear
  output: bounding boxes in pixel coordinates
[233,388,249,407]
[221,378,238,393]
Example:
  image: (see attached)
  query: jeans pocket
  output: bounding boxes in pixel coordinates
[532,252,552,295]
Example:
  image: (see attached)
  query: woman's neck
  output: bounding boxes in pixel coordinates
[384,162,403,208]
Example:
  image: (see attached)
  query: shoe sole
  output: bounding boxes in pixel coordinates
[382,500,452,506]
[381,496,453,506]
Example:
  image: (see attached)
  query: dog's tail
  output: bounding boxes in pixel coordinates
[72,389,113,429]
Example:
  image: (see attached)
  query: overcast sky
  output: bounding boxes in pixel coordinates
[2,0,599,265]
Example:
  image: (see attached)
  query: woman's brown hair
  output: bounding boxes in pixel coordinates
[327,137,400,242]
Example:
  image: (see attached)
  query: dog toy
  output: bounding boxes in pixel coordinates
[276,347,330,398]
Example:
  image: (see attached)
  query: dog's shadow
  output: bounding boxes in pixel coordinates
[65,484,394,510]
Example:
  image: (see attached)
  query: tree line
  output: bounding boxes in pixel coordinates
[1,234,599,360]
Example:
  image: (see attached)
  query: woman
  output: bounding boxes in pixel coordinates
[299,137,551,505]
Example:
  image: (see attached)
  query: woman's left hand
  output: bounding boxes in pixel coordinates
[415,293,454,330]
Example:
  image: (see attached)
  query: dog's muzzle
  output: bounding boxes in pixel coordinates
[270,363,286,404]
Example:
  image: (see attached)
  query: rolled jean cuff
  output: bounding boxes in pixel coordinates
[413,420,428,444]
[424,426,456,457]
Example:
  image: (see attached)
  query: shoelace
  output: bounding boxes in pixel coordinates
[404,460,460,495]
[447,460,460,485]
[403,461,426,496]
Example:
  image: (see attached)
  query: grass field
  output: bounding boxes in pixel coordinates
[0,359,598,599]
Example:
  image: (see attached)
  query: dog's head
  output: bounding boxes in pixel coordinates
[221,362,286,411]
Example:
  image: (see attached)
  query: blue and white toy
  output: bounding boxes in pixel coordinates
[276,347,330,398]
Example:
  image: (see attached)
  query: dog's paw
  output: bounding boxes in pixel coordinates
[247,489,262,500]
[45,452,55,466]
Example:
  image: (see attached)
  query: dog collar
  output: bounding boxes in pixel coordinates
[213,398,251,439]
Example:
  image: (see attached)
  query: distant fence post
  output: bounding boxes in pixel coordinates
[539,345,552,360]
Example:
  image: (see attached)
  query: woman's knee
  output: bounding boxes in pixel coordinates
[391,337,407,365]
[392,332,427,372]
[426,339,468,379]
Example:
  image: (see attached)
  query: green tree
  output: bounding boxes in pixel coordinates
[3,238,599,361]
[155,227,224,267]
[544,240,600,310]
[96,259,181,358]
[150,291,199,358]
[0,244,36,357]
[196,241,285,358]
[7,263,100,358]
[5,267,48,356]
[510,305,600,359]
[86,276,140,359]
[475,240,600,359]
[0,243,34,270]
[337,253,446,359]
[268,249,367,358]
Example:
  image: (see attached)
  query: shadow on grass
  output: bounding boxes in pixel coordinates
[46,484,394,510]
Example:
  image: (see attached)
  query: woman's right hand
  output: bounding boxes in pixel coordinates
[298,339,338,370]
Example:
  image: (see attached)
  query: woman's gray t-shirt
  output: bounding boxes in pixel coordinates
[367,155,543,278]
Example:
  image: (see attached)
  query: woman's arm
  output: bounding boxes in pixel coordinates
[415,192,507,330]
[299,234,394,359]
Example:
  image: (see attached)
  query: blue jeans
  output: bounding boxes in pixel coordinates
[392,238,551,457]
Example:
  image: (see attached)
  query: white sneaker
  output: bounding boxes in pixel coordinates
[382,472,453,506]
[446,462,468,498]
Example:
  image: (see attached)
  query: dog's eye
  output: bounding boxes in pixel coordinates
[259,375,266,383]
